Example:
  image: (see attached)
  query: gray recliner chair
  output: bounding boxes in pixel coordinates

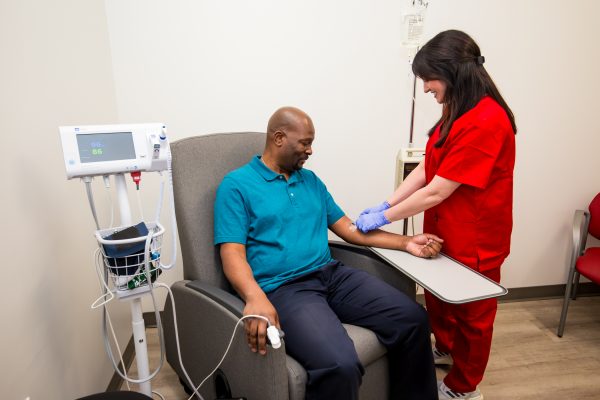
[163,132,417,400]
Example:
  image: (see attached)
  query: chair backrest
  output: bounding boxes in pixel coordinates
[171,132,266,288]
[588,192,600,239]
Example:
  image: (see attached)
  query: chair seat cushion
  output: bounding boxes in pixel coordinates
[576,247,600,283]
[343,323,388,365]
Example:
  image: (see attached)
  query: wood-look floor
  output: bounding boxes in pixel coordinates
[122,296,600,399]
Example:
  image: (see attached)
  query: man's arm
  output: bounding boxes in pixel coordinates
[220,242,279,355]
[329,215,443,258]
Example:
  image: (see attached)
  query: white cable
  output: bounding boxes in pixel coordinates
[91,248,130,390]
[154,171,165,223]
[188,314,272,400]
[144,231,167,381]
[83,177,101,230]
[91,248,114,308]
[136,188,145,222]
[159,148,178,270]
[154,282,205,400]
[105,301,132,391]
[151,391,166,400]
[156,281,280,400]
[103,175,115,228]
[103,233,165,384]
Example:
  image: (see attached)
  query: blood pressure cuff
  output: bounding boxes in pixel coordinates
[102,222,149,276]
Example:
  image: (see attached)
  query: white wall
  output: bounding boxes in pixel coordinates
[105,0,600,290]
[0,1,131,399]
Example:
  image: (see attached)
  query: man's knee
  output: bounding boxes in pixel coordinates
[306,353,363,400]
[388,301,431,346]
[412,302,430,329]
[336,357,363,383]
[317,349,363,381]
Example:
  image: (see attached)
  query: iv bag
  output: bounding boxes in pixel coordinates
[401,2,427,48]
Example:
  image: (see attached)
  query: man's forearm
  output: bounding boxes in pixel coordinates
[330,216,410,250]
[354,229,411,251]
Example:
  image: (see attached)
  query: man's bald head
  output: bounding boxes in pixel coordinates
[262,106,315,176]
[267,106,313,136]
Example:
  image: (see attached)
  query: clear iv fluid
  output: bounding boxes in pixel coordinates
[402,14,424,47]
[401,2,427,48]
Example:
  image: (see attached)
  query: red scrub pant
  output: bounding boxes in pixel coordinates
[425,267,501,393]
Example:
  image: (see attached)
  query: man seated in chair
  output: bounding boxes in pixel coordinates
[214,106,441,400]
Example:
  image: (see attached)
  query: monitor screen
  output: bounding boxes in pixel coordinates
[77,132,136,163]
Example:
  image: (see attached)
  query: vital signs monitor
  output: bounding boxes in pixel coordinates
[59,123,169,179]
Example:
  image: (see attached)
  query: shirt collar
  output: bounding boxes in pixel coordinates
[250,155,304,183]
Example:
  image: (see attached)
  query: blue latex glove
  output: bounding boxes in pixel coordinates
[355,211,391,233]
[359,201,391,217]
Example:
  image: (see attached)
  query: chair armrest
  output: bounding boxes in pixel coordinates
[185,280,245,317]
[163,281,289,400]
[328,240,416,298]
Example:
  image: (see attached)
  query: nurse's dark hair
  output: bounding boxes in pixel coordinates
[412,30,517,147]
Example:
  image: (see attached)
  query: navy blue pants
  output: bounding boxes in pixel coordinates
[267,261,438,400]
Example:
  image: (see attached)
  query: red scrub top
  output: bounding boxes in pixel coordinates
[423,96,515,272]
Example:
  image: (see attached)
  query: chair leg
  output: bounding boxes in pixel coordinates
[558,268,577,337]
[571,271,581,300]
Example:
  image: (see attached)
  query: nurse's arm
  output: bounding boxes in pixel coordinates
[220,242,280,355]
[330,216,443,258]
[384,175,461,223]
[386,160,427,206]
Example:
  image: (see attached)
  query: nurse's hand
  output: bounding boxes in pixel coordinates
[405,233,444,258]
[355,211,391,233]
[358,201,390,217]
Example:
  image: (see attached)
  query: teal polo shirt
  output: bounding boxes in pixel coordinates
[214,155,345,293]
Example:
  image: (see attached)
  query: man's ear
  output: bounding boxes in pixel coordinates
[273,130,286,146]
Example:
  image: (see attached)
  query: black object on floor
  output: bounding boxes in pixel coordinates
[76,391,152,400]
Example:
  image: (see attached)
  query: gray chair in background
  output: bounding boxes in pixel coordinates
[163,132,417,400]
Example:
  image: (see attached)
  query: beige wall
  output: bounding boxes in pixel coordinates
[0,1,130,399]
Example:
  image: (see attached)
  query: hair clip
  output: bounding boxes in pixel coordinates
[476,56,485,65]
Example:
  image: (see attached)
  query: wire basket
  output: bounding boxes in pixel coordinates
[95,222,165,291]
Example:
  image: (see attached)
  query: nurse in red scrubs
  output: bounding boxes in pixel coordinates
[356,30,516,400]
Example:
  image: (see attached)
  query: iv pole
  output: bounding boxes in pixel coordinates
[403,57,418,236]
[400,0,428,234]
[408,63,418,149]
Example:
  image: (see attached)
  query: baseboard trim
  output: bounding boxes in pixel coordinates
[416,282,600,305]
[500,282,600,302]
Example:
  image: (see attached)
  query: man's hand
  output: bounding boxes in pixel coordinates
[405,233,444,258]
[243,294,280,355]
